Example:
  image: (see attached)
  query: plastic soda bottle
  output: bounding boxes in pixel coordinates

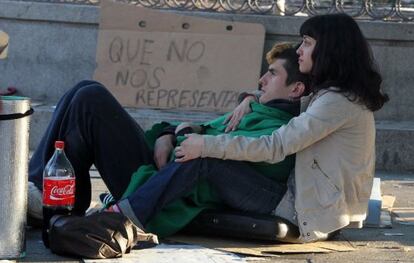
[42,140,75,248]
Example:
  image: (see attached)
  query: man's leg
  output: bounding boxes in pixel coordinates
[29,80,98,189]
[118,158,287,227]
[29,80,154,215]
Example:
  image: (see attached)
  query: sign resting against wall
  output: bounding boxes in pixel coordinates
[94,0,265,112]
[0,30,9,59]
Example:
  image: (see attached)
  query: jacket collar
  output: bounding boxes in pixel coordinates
[264,99,301,116]
[300,94,313,113]
[301,87,342,112]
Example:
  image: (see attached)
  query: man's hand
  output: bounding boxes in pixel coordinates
[175,134,204,162]
[223,96,254,132]
[153,134,175,169]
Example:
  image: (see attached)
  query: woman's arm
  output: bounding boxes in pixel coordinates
[176,92,352,163]
[223,94,256,132]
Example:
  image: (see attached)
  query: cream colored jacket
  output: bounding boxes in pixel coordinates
[201,89,375,242]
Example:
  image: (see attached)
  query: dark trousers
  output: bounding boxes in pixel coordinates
[29,80,154,214]
[128,158,287,225]
[29,81,287,220]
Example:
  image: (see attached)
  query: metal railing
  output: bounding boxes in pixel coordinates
[14,0,414,21]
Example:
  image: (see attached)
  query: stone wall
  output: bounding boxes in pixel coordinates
[1,0,413,171]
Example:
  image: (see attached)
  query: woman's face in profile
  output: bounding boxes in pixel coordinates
[297,35,316,74]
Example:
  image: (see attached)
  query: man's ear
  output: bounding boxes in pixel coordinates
[289,82,305,98]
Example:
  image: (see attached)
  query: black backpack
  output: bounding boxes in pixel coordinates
[48,212,158,259]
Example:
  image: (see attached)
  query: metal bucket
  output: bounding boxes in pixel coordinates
[0,96,33,259]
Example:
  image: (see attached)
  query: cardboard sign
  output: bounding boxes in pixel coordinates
[0,30,8,59]
[94,0,265,112]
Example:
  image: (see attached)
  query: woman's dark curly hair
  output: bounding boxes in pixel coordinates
[300,13,389,111]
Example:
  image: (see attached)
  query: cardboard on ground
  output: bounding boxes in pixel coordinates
[392,207,414,225]
[168,235,355,256]
[0,30,8,59]
[94,0,265,112]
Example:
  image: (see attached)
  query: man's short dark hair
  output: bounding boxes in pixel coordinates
[266,42,310,95]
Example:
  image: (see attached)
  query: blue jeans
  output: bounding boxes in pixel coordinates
[29,81,287,220]
[126,158,287,226]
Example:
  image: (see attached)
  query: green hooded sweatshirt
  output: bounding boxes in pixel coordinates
[123,101,296,237]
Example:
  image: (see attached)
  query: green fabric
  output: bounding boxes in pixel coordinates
[143,122,177,152]
[126,102,295,237]
[0,96,30,101]
[123,165,223,237]
[201,102,295,182]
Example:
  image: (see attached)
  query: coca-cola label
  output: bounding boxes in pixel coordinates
[43,178,75,207]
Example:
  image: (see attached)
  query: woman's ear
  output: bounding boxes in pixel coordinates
[289,82,306,98]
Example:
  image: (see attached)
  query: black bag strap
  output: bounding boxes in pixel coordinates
[0,108,34,121]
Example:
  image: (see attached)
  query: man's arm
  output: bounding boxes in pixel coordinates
[154,122,203,169]
[153,134,175,170]
[175,122,203,136]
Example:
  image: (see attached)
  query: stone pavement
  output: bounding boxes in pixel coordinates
[18,171,414,263]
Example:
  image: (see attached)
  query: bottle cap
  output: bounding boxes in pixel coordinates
[55,141,65,149]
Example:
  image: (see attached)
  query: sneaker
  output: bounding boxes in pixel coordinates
[28,181,43,220]
[99,192,116,208]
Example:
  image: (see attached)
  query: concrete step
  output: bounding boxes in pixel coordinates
[1,0,413,124]
[29,104,414,173]
[29,103,222,149]
[375,121,414,172]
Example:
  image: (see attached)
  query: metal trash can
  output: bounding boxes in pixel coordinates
[0,96,33,259]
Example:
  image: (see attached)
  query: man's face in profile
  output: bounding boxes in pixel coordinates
[259,59,294,104]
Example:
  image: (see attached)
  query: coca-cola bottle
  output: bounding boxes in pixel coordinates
[42,140,76,248]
